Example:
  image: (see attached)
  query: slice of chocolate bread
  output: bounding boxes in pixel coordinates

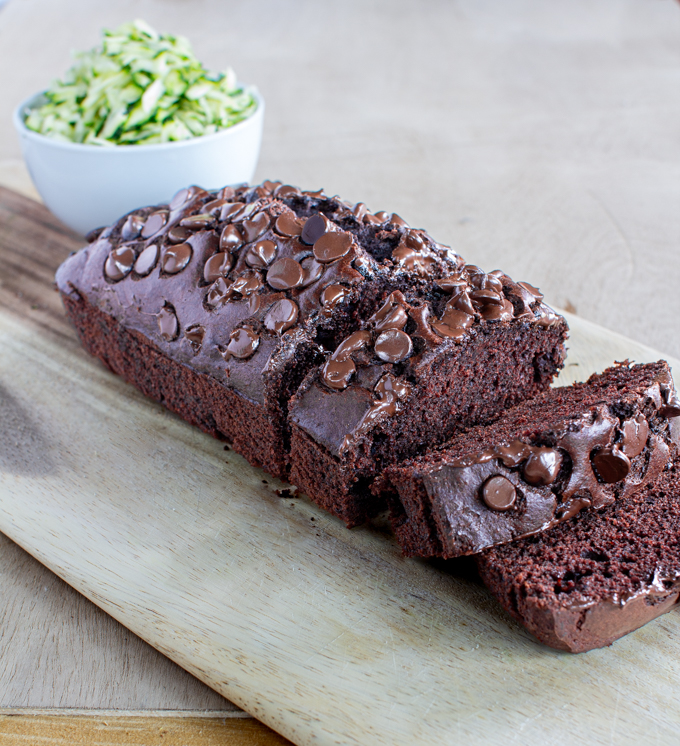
[477,458,680,653]
[56,181,467,479]
[380,362,680,557]
[287,267,568,527]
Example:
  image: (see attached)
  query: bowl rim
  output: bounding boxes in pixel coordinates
[12,86,263,154]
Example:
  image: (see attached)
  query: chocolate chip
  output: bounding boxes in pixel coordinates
[389,213,409,228]
[264,298,299,333]
[220,224,244,252]
[230,270,263,299]
[242,213,271,242]
[518,281,543,301]
[363,213,384,225]
[204,252,233,283]
[206,277,229,308]
[523,447,562,486]
[224,328,259,359]
[481,475,517,511]
[104,246,136,281]
[274,184,301,198]
[431,308,473,340]
[121,214,145,241]
[217,186,236,200]
[262,180,282,193]
[245,240,277,268]
[374,329,412,363]
[134,244,159,277]
[313,232,353,263]
[322,358,356,389]
[184,324,205,353]
[180,213,215,230]
[299,256,325,287]
[170,188,190,210]
[374,211,390,222]
[480,298,514,321]
[320,284,349,308]
[203,198,229,216]
[301,214,330,245]
[621,415,649,458]
[392,245,436,274]
[274,214,303,237]
[370,294,409,331]
[162,243,192,274]
[167,226,192,244]
[141,211,168,238]
[157,304,179,341]
[352,203,368,220]
[220,202,246,221]
[591,446,631,483]
[267,257,304,290]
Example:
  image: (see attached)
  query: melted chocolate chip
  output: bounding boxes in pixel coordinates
[230,271,263,299]
[134,244,159,277]
[242,213,271,242]
[523,447,562,486]
[592,446,631,483]
[518,281,543,301]
[321,330,372,390]
[142,211,168,238]
[301,214,330,245]
[220,202,246,221]
[267,257,304,290]
[206,277,229,308]
[223,328,259,360]
[167,226,192,244]
[299,256,325,287]
[157,304,179,341]
[392,245,436,274]
[121,214,145,241]
[322,358,356,389]
[203,252,233,283]
[389,213,409,228]
[313,232,353,263]
[621,415,649,458]
[104,246,136,281]
[264,298,299,333]
[220,224,244,252]
[162,243,192,274]
[374,329,412,363]
[180,213,215,230]
[481,475,517,511]
[320,284,349,308]
[369,293,408,331]
[274,214,303,237]
[353,203,368,220]
[245,240,277,268]
[184,324,205,353]
[431,307,473,340]
[274,184,301,198]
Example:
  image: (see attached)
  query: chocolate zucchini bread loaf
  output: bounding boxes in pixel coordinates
[380,362,679,558]
[56,179,567,514]
[477,458,680,652]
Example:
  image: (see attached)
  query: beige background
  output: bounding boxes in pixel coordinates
[1,0,680,723]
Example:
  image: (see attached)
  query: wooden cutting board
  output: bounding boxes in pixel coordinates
[2,187,679,745]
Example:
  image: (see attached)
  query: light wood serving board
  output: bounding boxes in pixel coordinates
[1,188,680,745]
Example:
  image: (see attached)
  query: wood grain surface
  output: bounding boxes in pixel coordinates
[0,712,291,746]
[1,188,680,746]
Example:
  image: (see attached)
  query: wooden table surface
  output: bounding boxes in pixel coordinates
[1,0,680,743]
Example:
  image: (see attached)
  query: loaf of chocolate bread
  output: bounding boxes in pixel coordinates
[380,362,680,558]
[477,456,680,653]
[56,180,568,521]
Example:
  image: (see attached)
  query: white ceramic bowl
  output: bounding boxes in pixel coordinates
[13,89,264,235]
